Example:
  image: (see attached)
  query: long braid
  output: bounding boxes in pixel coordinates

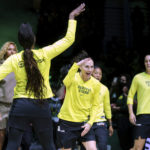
[23,49,45,99]
[18,23,45,100]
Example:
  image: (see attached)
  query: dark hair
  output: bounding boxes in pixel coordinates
[72,50,89,63]
[18,23,45,100]
[94,65,101,70]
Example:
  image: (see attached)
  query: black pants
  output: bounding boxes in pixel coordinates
[3,126,33,150]
[21,125,33,150]
[6,98,56,150]
[6,126,55,150]
[116,116,134,150]
[93,122,108,150]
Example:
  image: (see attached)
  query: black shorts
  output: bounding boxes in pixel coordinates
[134,114,150,139]
[57,119,95,149]
[92,122,108,150]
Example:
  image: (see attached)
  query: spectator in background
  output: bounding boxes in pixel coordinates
[111,74,131,127]
[0,42,17,150]
[127,54,150,150]
[110,76,119,104]
[55,64,71,101]
[33,0,41,13]
[112,84,134,150]
[110,74,130,103]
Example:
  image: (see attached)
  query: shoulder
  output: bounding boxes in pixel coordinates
[11,51,23,60]
[91,76,100,84]
[131,72,145,86]
[32,48,43,53]
[133,72,144,80]
[90,76,101,88]
[100,83,109,94]
[32,49,44,56]
[100,83,109,90]
[33,48,50,61]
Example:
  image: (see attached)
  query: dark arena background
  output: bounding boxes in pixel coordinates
[0,0,150,86]
[0,1,150,149]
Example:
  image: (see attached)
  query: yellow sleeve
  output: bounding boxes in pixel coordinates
[104,88,112,119]
[0,56,13,80]
[63,63,79,87]
[88,84,102,126]
[43,20,77,60]
[127,76,138,104]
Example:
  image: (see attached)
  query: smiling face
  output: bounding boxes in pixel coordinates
[4,44,17,59]
[92,67,102,81]
[144,55,150,73]
[80,58,94,81]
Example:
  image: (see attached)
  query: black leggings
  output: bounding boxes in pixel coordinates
[6,98,56,150]
[6,127,56,150]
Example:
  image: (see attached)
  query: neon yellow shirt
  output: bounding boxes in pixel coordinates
[0,20,77,99]
[95,83,112,122]
[127,72,150,115]
[58,63,102,126]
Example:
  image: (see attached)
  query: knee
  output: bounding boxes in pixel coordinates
[0,131,6,144]
[132,144,144,150]
[133,141,145,150]
[133,147,143,150]
[83,141,97,150]
[86,148,97,150]
[0,130,6,138]
[85,146,97,150]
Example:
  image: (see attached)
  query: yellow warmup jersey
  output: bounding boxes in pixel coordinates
[95,83,112,122]
[58,63,102,126]
[0,20,77,99]
[127,72,150,115]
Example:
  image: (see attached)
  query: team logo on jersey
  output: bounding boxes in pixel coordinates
[18,61,24,68]
[18,58,45,68]
[145,81,150,87]
[78,85,91,94]
[36,58,45,63]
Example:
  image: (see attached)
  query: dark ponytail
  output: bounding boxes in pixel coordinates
[18,23,45,100]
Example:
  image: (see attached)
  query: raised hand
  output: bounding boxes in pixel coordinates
[69,3,85,19]
[77,58,90,66]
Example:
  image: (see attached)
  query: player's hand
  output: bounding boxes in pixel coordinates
[69,3,85,19]
[109,125,114,136]
[77,58,91,66]
[81,123,91,137]
[129,112,136,125]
